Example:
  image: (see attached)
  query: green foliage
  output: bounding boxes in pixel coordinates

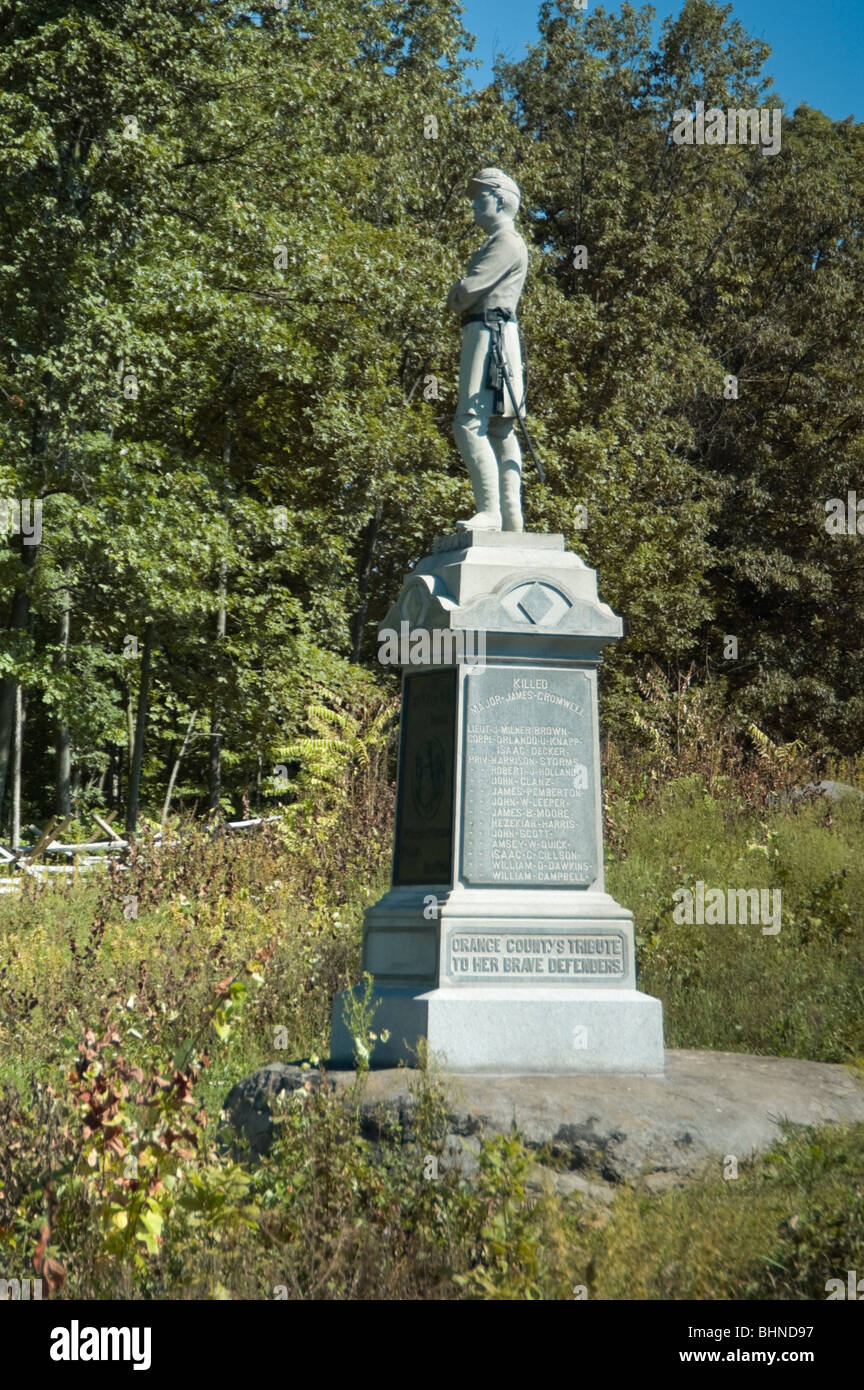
[1,770,863,1300]
[751,1122,864,1299]
[0,981,264,1296]
[276,683,397,842]
[608,776,864,1062]
[0,0,863,1306]
[0,815,380,1096]
[0,0,862,837]
[339,970,390,1078]
[582,1120,864,1301]
[493,0,864,750]
[454,1133,547,1300]
[0,0,483,828]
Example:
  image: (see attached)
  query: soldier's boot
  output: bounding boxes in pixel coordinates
[499,463,523,532]
[452,414,502,530]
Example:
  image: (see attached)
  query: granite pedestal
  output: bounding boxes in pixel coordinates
[330,531,664,1073]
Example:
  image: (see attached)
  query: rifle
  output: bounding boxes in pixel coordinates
[486,315,547,484]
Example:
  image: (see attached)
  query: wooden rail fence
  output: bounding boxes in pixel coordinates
[0,814,283,896]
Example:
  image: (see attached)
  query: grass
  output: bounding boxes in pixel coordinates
[582,1117,864,1301]
[607,775,864,1063]
[0,820,384,1105]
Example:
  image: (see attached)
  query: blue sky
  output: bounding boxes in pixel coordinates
[458,0,863,121]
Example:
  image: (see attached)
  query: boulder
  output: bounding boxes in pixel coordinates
[221,1049,864,1187]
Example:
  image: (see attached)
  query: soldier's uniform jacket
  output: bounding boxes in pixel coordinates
[448,226,528,420]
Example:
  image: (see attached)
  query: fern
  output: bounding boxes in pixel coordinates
[274,685,397,839]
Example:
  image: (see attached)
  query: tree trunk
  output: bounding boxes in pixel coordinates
[208,566,227,816]
[209,414,233,818]
[207,560,228,815]
[351,499,383,662]
[11,685,24,852]
[0,541,37,822]
[110,745,121,811]
[126,686,135,771]
[162,709,197,827]
[125,621,154,834]
[55,570,71,816]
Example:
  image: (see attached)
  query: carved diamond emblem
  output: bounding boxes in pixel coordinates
[517,582,555,625]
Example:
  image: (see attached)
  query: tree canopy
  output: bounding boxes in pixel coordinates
[1,0,861,831]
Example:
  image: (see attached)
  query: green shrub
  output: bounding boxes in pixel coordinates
[608,779,864,1062]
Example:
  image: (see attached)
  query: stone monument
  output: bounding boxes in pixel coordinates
[329,165,663,1073]
[329,530,665,1073]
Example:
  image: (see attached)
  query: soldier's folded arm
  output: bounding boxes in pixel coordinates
[447,239,520,314]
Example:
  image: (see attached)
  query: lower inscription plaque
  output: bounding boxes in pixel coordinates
[448,931,626,980]
[461,666,599,887]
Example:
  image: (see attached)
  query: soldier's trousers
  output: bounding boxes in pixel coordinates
[451,413,523,531]
[452,318,525,531]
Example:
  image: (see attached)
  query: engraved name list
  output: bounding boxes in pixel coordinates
[462,668,599,887]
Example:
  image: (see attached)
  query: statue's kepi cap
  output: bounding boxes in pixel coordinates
[467,167,521,202]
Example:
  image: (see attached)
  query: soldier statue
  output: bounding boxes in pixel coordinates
[447,168,530,532]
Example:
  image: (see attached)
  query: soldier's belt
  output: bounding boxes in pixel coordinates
[460,308,517,327]
[459,309,515,414]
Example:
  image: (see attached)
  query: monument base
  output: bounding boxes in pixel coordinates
[329,984,664,1074]
[328,530,666,1077]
